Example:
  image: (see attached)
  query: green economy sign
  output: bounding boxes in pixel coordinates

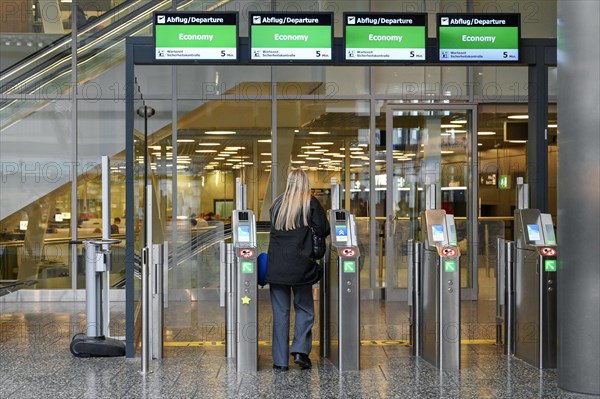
[344,13,427,61]
[438,14,520,61]
[154,12,238,61]
[250,13,333,61]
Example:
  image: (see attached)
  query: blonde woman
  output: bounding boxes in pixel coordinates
[265,169,330,371]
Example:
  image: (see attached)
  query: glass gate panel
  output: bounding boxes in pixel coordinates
[384,105,477,301]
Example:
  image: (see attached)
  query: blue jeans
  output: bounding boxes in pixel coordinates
[269,283,314,367]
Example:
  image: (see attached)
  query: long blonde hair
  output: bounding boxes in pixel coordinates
[274,169,311,231]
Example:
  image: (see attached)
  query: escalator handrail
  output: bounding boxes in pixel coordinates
[0,0,163,81]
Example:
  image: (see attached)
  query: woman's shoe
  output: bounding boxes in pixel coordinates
[293,353,312,369]
[273,365,289,371]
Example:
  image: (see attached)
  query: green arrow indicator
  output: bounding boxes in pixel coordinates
[444,260,457,273]
[343,260,356,273]
[241,261,254,274]
[545,259,557,272]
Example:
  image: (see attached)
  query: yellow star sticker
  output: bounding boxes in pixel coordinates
[241,296,251,305]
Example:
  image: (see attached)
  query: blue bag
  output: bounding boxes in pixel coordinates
[257,252,268,286]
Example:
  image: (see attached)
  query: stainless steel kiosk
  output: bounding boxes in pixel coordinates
[513,208,558,368]
[231,209,258,372]
[419,209,461,371]
[322,209,360,371]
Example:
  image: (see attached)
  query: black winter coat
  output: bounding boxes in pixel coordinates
[265,196,330,286]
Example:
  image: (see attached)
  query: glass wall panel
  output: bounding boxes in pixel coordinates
[77,99,129,288]
[277,99,372,286]
[374,66,468,99]
[380,104,474,291]
[0,99,73,288]
[176,65,271,99]
[473,66,528,102]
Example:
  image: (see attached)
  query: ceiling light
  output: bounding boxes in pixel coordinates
[205,131,236,135]
[508,115,528,120]
[441,150,455,154]
[478,131,496,136]
[291,160,305,164]
[258,139,272,143]
[199,142,220,146]
[451,120,467,124]
[508,140,527,143]
[445,129,467,133]
[313,142,334,145]
[177,139,195,143]
[440,133,451,136]
[477,143,483,146]
[195,149,218,153]
[441,124,458,128]
[225,146,245,151]
[306,157,320,160]
[302,146,321,149]
[309,131,330,135]
[261,152,272,156]
[548,124,558,128]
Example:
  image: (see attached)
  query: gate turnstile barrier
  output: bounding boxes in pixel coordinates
[513,209,558,369]
[322,209,360,372]
[412,209,461,371]
[231,209,258,372]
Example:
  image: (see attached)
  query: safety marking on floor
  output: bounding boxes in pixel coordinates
[164,339,496,347]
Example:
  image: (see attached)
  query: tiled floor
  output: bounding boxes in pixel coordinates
[0,300,596,399]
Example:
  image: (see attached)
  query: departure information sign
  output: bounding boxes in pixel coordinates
[437,14,520,61]
[344,13,427,61]
[250,12,333,61]
[154,12,238,61]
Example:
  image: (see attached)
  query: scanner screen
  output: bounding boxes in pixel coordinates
[237,225,250,242]
[527,224,541,241]
[431,224,444,242]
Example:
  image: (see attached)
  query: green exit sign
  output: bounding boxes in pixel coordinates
[498,175,510,189]
[545,259,557,272]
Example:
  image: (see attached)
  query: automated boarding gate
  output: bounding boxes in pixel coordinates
[416,209,461,371]
[229,209,258,373]
[513,208,558,368]
[321,209,361,372]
